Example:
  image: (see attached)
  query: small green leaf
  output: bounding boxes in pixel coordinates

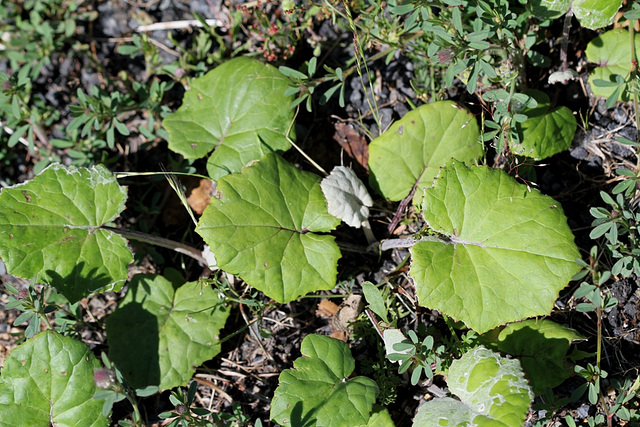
[368,101,482,203]
[412,346,533,427]
[0,164,132,302]
[362,282,389,323]
[163,57,295,180]
[410,161,581,333]
[196,153,341,303]
[279,65,308,80]
[384,329,412,363]
[270,334,378,427]
[0,331,107,426]
[106,273,230,390]
[308,57,317,77]
[452,6,463,35]
[7,124,28,147]
[496,319,584,394]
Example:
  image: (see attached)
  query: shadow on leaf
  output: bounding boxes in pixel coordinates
[289,401,316,427]
[45,262,112,303]
[106,279,160,390]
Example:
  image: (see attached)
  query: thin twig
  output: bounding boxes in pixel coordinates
[629,19,640,152]
[106,36,180,57]
[192,376,233,403]
[136,19,225,32]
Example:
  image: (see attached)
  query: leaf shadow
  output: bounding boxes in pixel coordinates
[106,278,160,390]
[45,262,112,303]
[289,401,316,427]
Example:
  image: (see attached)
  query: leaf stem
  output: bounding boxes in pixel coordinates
[102,226,208,265]
[361,219,376,245]
[560,9,573,71]
[629,21,640,150]
[286,106,328,175]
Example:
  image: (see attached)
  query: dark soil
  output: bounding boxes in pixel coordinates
[1,1,640,426]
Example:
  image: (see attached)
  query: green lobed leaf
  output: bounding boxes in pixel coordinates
[0,331,107,426]
[412,346,533,427]
[106,273,230,390]
[270,334,378,427]
[163,57,295,180]
[496,319,584,394]
[0,164,132,302]
[513,89,577,159]
[586,29,640,99]
[573,0,623,30]
[368,101,482,203]
[196,153,341,303]
[410,161,581,333]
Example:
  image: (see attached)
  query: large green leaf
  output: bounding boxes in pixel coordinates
[586,29,640,99]
[573,0,623,30]
[163,57,294,180]
[106,273,230,390]
[530,0,622,29]
[196,153,341,303]
[0,331,106,426]
[412,346,533,427]
[410,161,580,333]
[368,101,482,203]
[496,319,584,395]
[514,90,576,160]
[0,164,132,302]
[270,334,378,427]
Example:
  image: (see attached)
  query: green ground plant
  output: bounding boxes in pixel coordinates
[2,0,640,426]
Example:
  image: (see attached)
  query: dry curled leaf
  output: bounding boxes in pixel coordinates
[187,178,215,215]
[316,299,339,318]
[332,294,364,334]
[333,122,369,171]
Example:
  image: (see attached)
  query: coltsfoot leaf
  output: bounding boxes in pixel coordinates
[496,319,584,394]
[270,334,378,427]
[0,164,132,302]
[413,346,533,427]
[0,331,107,426]
[320,166,372,228]
[106,273,230,390]
[196,153,341,303]
[163,57,295,180]
[410,161,580,333]
[530,0,622,29]
[368,101,482,203]
[573,0,623,30]
[586,29,640,99]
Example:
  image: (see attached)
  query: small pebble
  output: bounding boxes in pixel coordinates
[577,403,590,418]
